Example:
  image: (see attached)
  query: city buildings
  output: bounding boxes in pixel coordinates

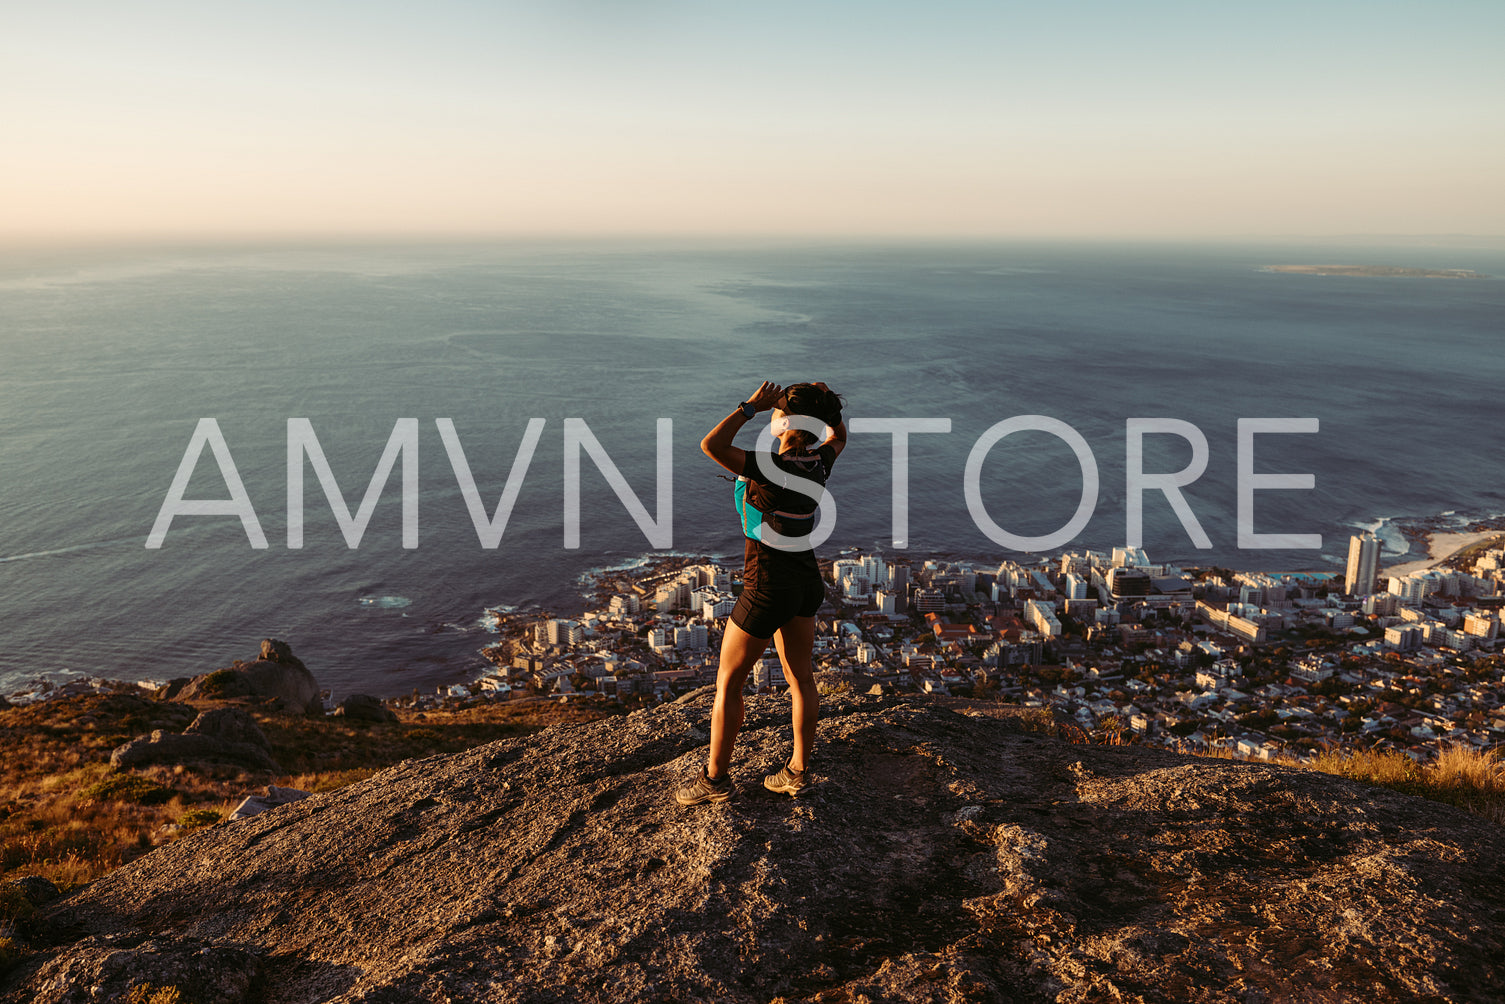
[464,533,1505,768]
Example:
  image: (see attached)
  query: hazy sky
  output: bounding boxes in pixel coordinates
[3,0,1502,239]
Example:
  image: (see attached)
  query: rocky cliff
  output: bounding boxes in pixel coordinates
[165,640,322,717]
[6,692,1503,1003]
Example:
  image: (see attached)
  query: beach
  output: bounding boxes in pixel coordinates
[1383,530,1501,578]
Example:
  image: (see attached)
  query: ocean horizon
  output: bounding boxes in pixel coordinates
[2,239,1502,698]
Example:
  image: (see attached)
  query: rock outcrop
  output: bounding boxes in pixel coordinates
[331,694,397,723]
[8,693,1504,1003]
[109,707,279,773]
[174,639,322,715]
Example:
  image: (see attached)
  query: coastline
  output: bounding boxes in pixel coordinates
[1384,530,1503,578]
[9,507,1504,705]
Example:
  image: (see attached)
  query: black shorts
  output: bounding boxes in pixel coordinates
[730,576,825,640]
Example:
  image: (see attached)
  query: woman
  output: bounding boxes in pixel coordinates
[675,380,846,805]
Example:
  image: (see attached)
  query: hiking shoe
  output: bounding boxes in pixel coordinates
[675,767,734,806]
[763,763,812,797]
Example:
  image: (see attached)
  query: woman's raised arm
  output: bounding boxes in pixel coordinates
[701,380,782,475]
[820,417,847,461]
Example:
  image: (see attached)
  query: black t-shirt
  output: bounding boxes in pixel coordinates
[739,443,837,588]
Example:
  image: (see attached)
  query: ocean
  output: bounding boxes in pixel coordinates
[2,239,1501,698]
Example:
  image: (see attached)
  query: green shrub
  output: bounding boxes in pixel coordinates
[178,808,223,830]
[127,985,186,1004]
[0,884,33,924]
[197,669,239,697]
[79,774,176,805]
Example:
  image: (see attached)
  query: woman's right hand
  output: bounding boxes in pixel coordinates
[747,380,782,412]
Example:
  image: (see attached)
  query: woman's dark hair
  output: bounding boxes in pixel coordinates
[777,382,844,447]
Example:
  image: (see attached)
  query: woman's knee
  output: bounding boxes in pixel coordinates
[715,671,750,704]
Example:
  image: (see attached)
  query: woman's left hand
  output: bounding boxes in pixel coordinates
[747,381,783,412]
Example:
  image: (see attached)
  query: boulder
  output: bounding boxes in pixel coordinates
[183,707,273,748]
[332,694,397,723]
[177,639,321,715]
[23,935,261,1004]
[258,638,299,664]
[13,693,1505,1002]
[110,708,278,772]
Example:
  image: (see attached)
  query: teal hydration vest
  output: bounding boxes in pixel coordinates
[734,475,816,543]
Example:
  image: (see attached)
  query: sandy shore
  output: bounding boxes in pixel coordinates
[1383,531,1501,578]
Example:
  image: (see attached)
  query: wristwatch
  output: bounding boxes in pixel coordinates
[737,401,757,418]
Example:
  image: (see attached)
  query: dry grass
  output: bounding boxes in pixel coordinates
[1428,743,1505,793]
[1306,742,1505,801]
[285,768,382,793]
[1327,743,1505,824]
[1307,746,1423,787]
[1191,740,1505,825]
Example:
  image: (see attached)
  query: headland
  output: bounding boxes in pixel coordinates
[1263,264,1488,278]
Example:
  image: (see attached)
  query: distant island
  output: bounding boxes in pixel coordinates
[1263,264,1488,278]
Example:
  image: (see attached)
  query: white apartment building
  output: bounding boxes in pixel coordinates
[674,624,709,650]
[1345,532,1381,596]
[546,619,583,646]
[1025,599,1062,638]
[608,594,641,617]
[1388,574,1431,604]
[702,595,736,620]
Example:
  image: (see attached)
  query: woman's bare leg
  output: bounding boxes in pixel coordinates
[773,615,818,771]
[708,619,770,778]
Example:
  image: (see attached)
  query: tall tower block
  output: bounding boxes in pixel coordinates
[1345,532,1381,596]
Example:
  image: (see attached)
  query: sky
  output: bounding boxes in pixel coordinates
[2,0,1502,240]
